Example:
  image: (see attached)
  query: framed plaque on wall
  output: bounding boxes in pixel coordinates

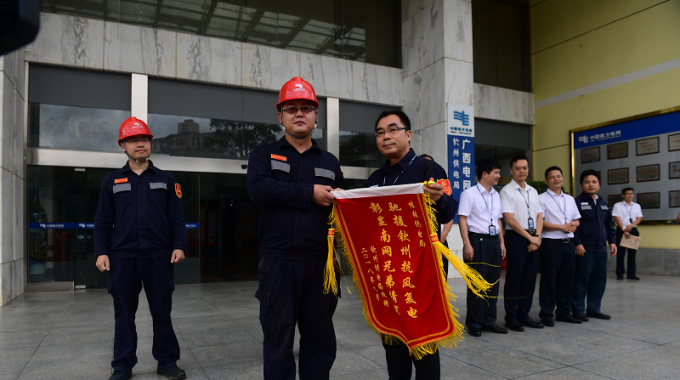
[669,133,680,152]
[636,136,659,156]
[608,168,628,185]
[636,164,660,182]
[608,194,624,206]
[607,142,628,159]
[581,146,600,164]
[638,192,660,209]
[670,161,680,180]
[670,191,680,208]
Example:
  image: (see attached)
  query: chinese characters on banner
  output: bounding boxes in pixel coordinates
[332,185,459,351]
[447,104,475,223]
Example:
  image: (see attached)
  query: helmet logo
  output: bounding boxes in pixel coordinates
[294,83,304,91]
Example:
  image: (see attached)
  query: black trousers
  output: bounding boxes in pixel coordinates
[382,340,440,380]
[504,230,538,322]
[538,238,575,319]
[616,227,639,278]
[464,233,502,328]
[108,255,180,372]
[256,258,337,380]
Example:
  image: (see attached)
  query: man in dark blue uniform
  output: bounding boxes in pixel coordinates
[95,117,187,380]
[368,110,458,380]
[247,77,346,380]
[572,169,617,321]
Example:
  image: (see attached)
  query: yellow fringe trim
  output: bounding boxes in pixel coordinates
[323,228,339,296]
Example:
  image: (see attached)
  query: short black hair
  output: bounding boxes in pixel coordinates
[621,187,634,195]
[544,166,563,179]
[510,154,529,168]
[476,159,502,180]
[420,154,434,161]
[580,169,601,184]
[375,109,411,132]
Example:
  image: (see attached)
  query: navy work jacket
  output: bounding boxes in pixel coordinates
[573,192,616,252]
[94,160,187,258]
[368,149,458,225]
[247,137,346,259]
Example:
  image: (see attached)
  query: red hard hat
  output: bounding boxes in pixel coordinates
[276,77,319,111]
[118,117,154,145]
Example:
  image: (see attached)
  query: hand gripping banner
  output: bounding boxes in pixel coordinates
[323,183,494,359]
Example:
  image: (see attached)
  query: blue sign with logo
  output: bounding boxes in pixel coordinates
[447,103,476,223]
[574,110,680,149]
[185,223,200,229]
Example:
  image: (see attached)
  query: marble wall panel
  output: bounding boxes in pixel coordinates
[299,53,352,100]
[0,262,11,305]
[15,50,25,101]
[410,129,422,156]
[402,13,421,77]
[241,44,299,91]
[375,66,403,106]
[421,0,444,69]
[177,34,241,86]
[25,13,104,69]
[402,0,421,23]
[420,122,447,168]
[443,0,473,63]
[104,22,176,77]
[351,61,378,103]
[1,77,15,175]
[474,83,535,125]
[14,89,24,178]
[402,72,422,131]
[421,60,445,129]
[1,51,17,87]
[0,169,13,265]
[12,260,24,299]
[14,172,23,262]
[444,58,473,107]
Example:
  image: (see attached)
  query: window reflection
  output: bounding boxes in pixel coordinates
[339,131,381,167]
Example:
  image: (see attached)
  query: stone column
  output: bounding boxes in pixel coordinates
[0,48,26,306]
[402,0,473,277]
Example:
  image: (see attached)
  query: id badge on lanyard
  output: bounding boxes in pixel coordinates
[528,217,536,234]
[519,188,536,234]
[489,225,498,236]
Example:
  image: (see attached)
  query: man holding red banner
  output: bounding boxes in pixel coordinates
[367,110,458,380]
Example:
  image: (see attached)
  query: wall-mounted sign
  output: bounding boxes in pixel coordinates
[638,192,660,209]
[669,133,680,152]
[581,146,600,164]
[636,136,659,156]
[670,191,680,208]
[608,194,624,206]
[670,161,680,180]
[447,103,475,223]
[636,164,660,182]
[608,168,629,185]
[607,142,628,160]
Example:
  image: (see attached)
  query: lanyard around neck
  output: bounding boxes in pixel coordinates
[549,191,567,223]
[477,184,494,225]
[517,187,531,213]
[383,155,417,187]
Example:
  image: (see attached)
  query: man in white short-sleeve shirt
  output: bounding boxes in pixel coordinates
[538,166,582,326]
[458,159,507,337]
[499,155,544,332]
[612,187,643,280]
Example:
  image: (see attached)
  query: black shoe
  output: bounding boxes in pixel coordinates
[108,371,132,380]
[555,315,582,324]
[157,367,186,380]
[482,324,508,334]
[628,276,640,280]
[506,319,525,332]
[541,318,555,327]
[586,311,611,320]
[520,318,544,329]
[617,276,624,280]
[468,326,482,337]
[573,314,589,322]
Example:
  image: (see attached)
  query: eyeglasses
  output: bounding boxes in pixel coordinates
[375,126,406,138]
[281,106,316,115]
[127,138,150,144]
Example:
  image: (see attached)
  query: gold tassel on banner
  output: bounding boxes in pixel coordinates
[324,228,339,296]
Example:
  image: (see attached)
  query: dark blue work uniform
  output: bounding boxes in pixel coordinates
[247,137,346,380]
[571,193,615,316]
[368,148,458,380]
[94,160,186,373]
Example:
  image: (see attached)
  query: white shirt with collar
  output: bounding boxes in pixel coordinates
[539,189,581,239]
[612,201,643,229]
[458,183,503,234]
[500,179,543,231]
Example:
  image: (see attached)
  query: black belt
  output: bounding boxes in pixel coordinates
[469,232,498,240]
[545,237,572,244]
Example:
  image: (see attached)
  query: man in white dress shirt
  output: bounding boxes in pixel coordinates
[458,159,507,337]
[612,187,643,281]
[537,166,582,326]
[500,155,544,331]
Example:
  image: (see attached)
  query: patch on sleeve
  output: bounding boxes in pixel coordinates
[114,178,128,184]
[175,183,182,199]
[437,179,452,196]
[270,154,287,162]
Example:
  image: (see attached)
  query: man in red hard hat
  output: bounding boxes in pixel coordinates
[248,77,346,380]
[95,117,188,380]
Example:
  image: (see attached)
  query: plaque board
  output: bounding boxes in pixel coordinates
[636,136,659,156]
[608,194,624,206]
[637,192,660,209]
[636,164,660,182]
[608,168,629,185]
[670,191,680,208]
[669,133,680,152]
[670,161,680,180]
[581,147,600,164]
[607,142,628,160]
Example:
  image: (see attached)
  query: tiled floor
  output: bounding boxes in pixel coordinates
[1,273,680,380]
